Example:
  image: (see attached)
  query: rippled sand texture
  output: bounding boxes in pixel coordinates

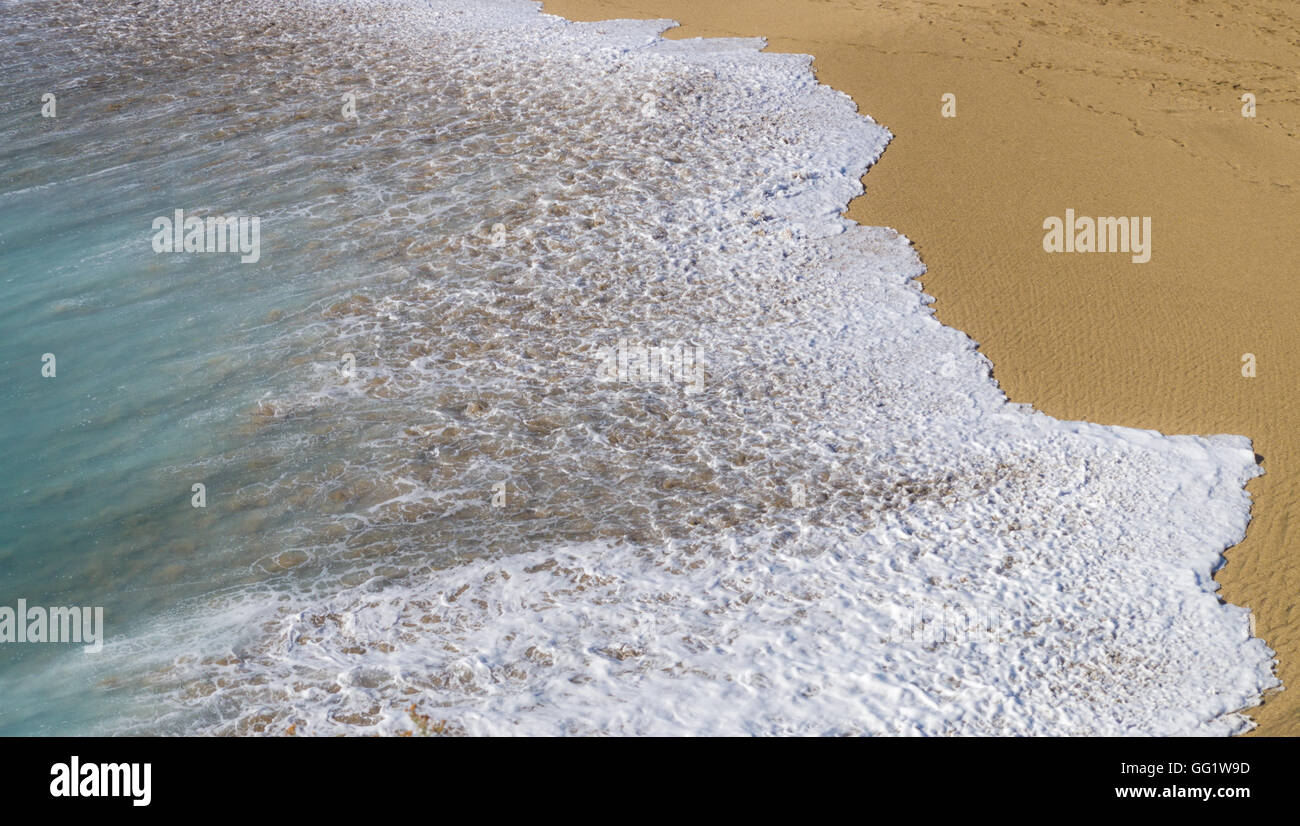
[543,0,1300,734]
[2,0,1278,734]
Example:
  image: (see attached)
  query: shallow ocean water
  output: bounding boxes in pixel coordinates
[0,0,1277,735]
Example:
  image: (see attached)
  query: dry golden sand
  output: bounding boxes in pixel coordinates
[543,0,1300,734]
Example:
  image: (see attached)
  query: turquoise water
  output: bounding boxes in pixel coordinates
[0,0,768,733]
[0,0,488,731]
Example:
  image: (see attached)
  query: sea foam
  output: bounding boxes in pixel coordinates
[0,0,1277,735]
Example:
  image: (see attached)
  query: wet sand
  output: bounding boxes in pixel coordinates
[542,0,1300,734]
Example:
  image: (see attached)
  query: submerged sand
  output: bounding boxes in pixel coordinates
[543,0,1300,734]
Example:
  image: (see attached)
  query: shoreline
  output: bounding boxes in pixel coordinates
[3,0,1282,735]
[541,0,1300,734]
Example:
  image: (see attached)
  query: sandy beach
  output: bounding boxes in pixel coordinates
[1,0,1290,739]
[543,0,1300,734]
